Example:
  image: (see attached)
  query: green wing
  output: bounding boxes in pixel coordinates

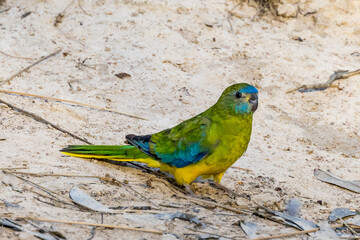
[149,116,217,168]
[125,115,217,168]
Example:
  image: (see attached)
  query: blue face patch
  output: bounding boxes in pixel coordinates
[235,104,250,114]
[239,85,258,94]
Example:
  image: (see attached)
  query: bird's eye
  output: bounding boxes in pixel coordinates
[235,91,242,99]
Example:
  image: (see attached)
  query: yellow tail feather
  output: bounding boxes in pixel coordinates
[61,151,163,168]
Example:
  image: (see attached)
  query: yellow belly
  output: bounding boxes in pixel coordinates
[167,154,235,185]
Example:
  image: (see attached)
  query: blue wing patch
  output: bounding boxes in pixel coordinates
[154,142,209,168]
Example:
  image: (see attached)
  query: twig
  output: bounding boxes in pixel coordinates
[4,171,107,179]
[251,222,360,240]
[0,167,28,170]
[6,170,164,212]
[227,16,233,33]
[3,170,78,208]
[0,7,11,14]
[0,89,146,120]
[3,171,77,208]
[0,49,62,86]
[251,228,320,240]
[3,170,58,197]
[23,217,163,234]
[88,226,97,240]
[188,227,236,240]
[0,98,91,144]
[287,69,360,93]
[78,0,91,16]
[123,184,159,209]
[181,195,253,215]
[340,218,359,236]
[0,51,37,60]
[55,0,74,26]
[226,2,242,33]
[231,166,252,171]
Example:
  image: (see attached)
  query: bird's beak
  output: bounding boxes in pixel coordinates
[249,94,258,112]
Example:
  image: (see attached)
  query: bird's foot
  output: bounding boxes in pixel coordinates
[213,181,250,200]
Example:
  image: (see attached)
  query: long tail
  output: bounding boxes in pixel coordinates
[60,145,163,168]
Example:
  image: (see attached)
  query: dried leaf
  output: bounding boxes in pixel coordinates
[239,221,258,238]
[0,218,64,240]
[157,212,202,225]
[312,221,339,239]
[0,218,22,231]
[345,215,360,227]
[271,210,318,231]
[257,208,318,232]
[69,186,111,213]
[314,169,360,193]
[285,198,302,217]
[328,208,356,221]
[115,73,131,79]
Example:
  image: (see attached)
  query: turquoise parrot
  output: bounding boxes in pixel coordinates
[61,83,258,195]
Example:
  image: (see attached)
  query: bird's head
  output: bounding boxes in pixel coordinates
[216,83,258,115]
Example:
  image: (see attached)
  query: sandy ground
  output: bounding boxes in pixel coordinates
[0,0,360,239]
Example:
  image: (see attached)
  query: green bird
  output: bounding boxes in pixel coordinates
[61,83,258,195]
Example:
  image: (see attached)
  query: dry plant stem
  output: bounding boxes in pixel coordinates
[0,51,37,60]
[5,171,108,180]
[23,217,163,234]
[287,69,360,93]
[181,195,253,215]
[188,228,236,240]
[3,171,74,206]
[78,0,91,16]
[227,2,242,33]
[60,0,75,16]
[7,170,162,211]
[227,16,233,33]
[0,7,11,14]
[0,49,62,86]
[340,218,358,236]
[214,181,246,198]
[3,170,78,208]
[251,223,359,240]
[0,98,91,144]
[123,184,159,209]
[251,228,320,240]
[88,227,97,240]
[156,177,187,195]
[0,89,146,120]
[30,190,77,209]
[3,170,58,197]
[231,166,252,171]
[0,167,28,170]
